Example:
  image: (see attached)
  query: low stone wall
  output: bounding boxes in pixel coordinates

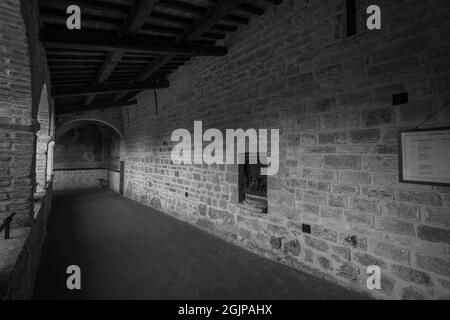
[2,183,53,300]
[53,169,108,191]
[53,169,122,192]
[0,228,30,297]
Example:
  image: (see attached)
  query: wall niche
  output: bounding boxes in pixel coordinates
[238,153,268,214]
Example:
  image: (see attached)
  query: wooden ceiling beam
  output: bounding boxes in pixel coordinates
[150,10,248,27]
[40,0,129,15]
[112,0,245,102]
[155,1,250,25]
[83,0,159,105]
[207,0,265,15]
[237,3,265,15]
[180,0,246,42]
[56,99,138,115]
[158,0,205,15]
[40,6,123,26]
[121,0,159,35]
[40,30,228,56]
[52,80,169,97]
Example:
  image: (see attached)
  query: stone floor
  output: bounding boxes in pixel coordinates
[33,189,367,300]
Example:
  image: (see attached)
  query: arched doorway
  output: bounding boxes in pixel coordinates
[56,119,123,141]
[53,121,122,191]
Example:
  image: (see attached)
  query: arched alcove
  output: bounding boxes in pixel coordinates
[56,119,123,141]
[53,122,121,191]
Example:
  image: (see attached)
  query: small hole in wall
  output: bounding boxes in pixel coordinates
[393,92,409,105]
[185,192,188,198]
[302,224,311,234]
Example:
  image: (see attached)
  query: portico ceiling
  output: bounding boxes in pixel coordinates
[38,0,283,114]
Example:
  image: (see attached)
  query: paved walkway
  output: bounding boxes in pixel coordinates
[33,189,366,300]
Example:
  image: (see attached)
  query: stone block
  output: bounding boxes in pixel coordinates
[353,252,386,268]
[395,190,441,207]
[349,129,381,143]
[324,155,361,170]
[337,262,360,281]
[311,225,338,242]
[302,203,320,216]
[363,107,396,127]
[320,207,343,221]
[370,240,410,265]
[361,186,394,200]
[270,237,282,250]
[382,202,419,222]
[337,91,371,109]
[304,235,329,252]
[339,170,371,185]
[298,155,323,168]
[322,112,360,129]
[417,225,450,245]
[303,190,327,205]
[362,156,397,172]
[416,254,450,277]
[318,131,347,145]
[344,211,374,227]
[284,239,301,256]
[328,194,348,208]
[401,287,426,300]
[318,256,333,271]
[303,169,337,181]
[424,208,450,229]
[350,197,379,215]
[379,218,415,236]
[391,264,433,288]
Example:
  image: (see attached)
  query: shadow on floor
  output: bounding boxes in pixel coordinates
[33,189,368,300]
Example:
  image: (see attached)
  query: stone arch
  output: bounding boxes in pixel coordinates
[56,119,123,141]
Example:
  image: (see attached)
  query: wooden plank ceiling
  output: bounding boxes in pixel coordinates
[38,0,283,114]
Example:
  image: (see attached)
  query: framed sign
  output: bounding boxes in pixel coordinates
[399,127,450,186]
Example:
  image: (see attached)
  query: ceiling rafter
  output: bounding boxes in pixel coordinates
[83,0,160,105]
[40,29,228,56]
[57,99,138,115]
[52,80,169,97]
[111,0,247,103]
[38,0,284,114]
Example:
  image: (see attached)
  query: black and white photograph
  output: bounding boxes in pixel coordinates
[0,0,450,308]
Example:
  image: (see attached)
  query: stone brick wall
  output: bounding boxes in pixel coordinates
[0,0,52,229]
[0,0,35,228]
[119,0,450,299]
[3,183,53,300]
[53,169,108,191]
[0,0,54,299]
[53,169,120,192]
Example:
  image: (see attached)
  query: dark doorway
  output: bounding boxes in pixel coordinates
[119,161,125,195]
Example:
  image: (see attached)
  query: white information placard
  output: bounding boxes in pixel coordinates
[400,128,450,186]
